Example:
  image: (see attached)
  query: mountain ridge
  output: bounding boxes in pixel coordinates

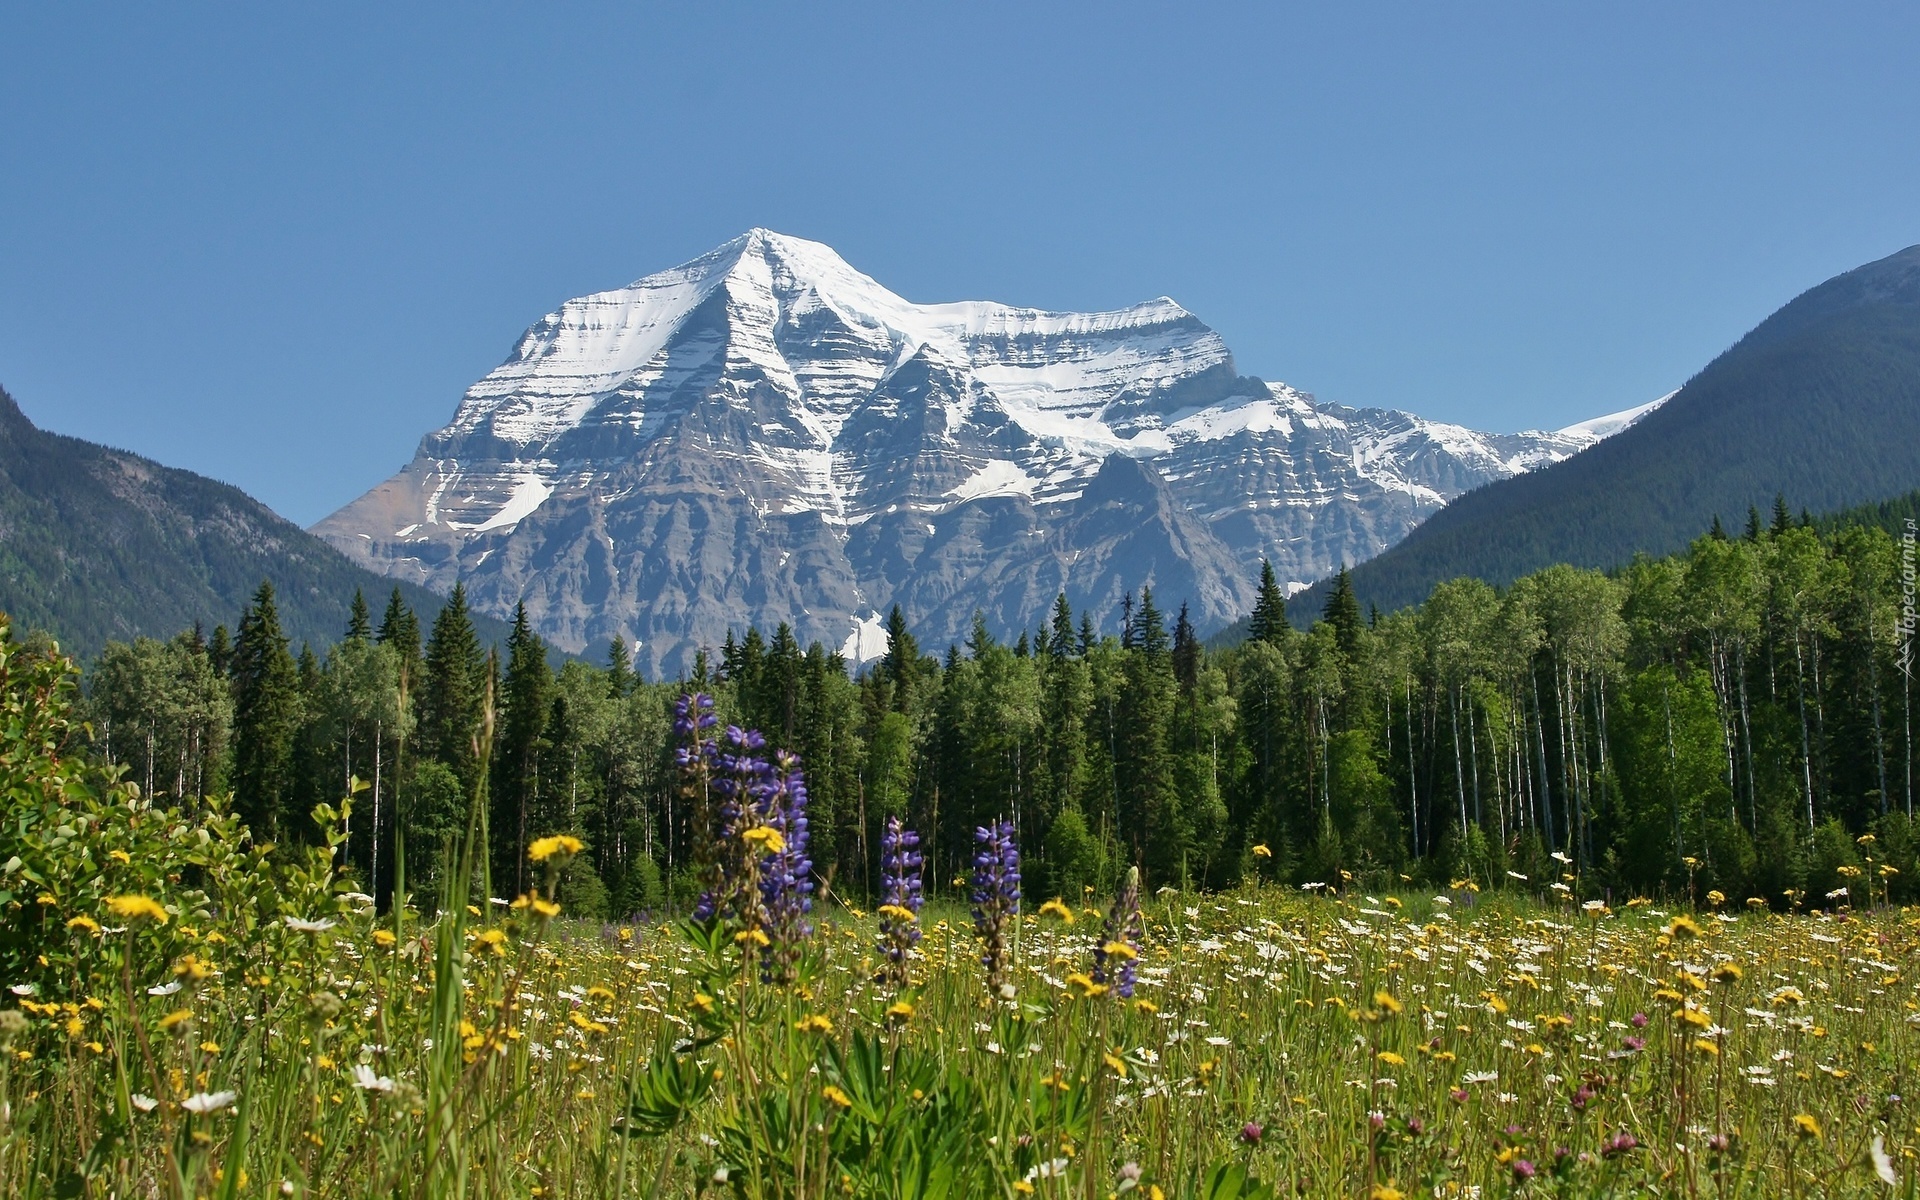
[316,230,1652,674]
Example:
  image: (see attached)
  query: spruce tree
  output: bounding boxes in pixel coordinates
[606,636,634,698]
[882,605,920,712]
[1323,566,1364,663]
[376,588,423,688]
[346,589,372,642]
[496,602,552,893]
[1249,560,1288,646]
[1771,493,1794,536]
[1049,594,1075,660]
[230,581,301,844]
[1172,602,1200,692]
[418,583,486,795]
[208,624,233,679]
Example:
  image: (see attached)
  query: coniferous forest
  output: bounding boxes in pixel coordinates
[77,500,1920,915]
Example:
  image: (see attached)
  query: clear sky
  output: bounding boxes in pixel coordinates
[3,4,1917,526]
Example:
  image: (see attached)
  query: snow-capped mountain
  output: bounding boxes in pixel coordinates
[314,230,1658,675]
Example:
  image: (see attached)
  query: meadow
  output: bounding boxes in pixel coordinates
[5,822,1917,1197]
[5,661,1919,1198]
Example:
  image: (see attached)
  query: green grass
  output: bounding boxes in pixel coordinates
[6,810,1920,1198]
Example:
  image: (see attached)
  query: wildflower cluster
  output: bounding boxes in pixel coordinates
[970,819,1021,998]
[1091,865,1143,999]
[875,816,924,989]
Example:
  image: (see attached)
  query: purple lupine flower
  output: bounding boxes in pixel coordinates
[970,821,1021,998]
[1091,865,1143,999]
[693,722,777,930]
[757,750,814,986]
[876,817,924,989]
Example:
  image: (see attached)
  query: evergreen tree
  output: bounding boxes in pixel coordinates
[1249,560,1289,645]
[1745,505,1764,542]
[230,581,301,844]
[376,588,423,688]
[346,589,372,642]
[1323,566,1364,664]
[1172,603,1200,693]
[606,636,634,698]
[495,602,553,893]
[1709,514,1729,541]
[208,624,233,679]
[418,583,486,796]
[1771,493,1794,536]
[881,604,921,712]
[1049,594,1076,660]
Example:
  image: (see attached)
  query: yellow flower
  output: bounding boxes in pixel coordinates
[1371,1187,1405,1200]
[108,850,132,865]
[568,1012,608,1035]
[155,1009,190,1031]
[1038,898,1075,923]
[691,993,716,1014]
[1101,941,1138,961]
[1710,962,1743,984]
[105,895,169,925]
[1065,973,1108,999]
[734,928,771,948]
[1377,1051,1406,1066]
[532,898,562,919]
[742,826,785,854]
[1252,844,1272,858]
[527,835,584,863]
[1102,1051,1128,1078]
[65,915,101,935]
[1373,990,1403,1016]
[885,1001,914,1021]
[1794,1113,1822,1139]
[821,1084,853,1109]
[1694,1039,1719,1056]
[795,1014,833,1035]
[1666,915,1703,941]
[1705,889,1726,907]
[877,904,918,923]
[1013,1183,1036,1196]
[1485,994,1508,1015]
[372,929,397,948]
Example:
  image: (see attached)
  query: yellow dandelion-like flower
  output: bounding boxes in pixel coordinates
[108,849,132,865]
[1666,915,1703,941]
[1705,889,1726,907]
[105,895,169,925]
[158,1009,193,1031]
[1793,1113,1822,1139]
[821,1084,853,1109]
[527,835,584,863]
[1038,898,1074,923]
[734,928,771,948]
[1710,962,1743,984]
[1252,843,1272,858]
[532,898,562,919]
[372,929,397,948]
[877,903,918,923]
[1101,941,1138,961]
[1102,1051,1128,1078]
[795,1014,833,1035]
[1373,990,1403,1016]
[742,826,785,854]
[885,1001,914,1021]
[1377,1051,1406,1066]
[65,915,101,935]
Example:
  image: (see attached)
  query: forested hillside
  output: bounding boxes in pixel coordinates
[0,387,508,658]
[1303,243,1920,617]
[74,498,1920,916]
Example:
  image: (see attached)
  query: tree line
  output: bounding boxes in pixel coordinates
[79,497,1920,913]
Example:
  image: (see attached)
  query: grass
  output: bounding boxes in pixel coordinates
[4,808,1919,1199]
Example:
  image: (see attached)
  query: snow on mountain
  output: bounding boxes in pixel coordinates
[1555,392,1674,441]
[315,230,1642,674]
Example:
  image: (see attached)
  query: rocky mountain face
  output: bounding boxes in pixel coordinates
[314,230,1652,676]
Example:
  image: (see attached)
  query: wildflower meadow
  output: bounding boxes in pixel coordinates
[4,636,1920,1198]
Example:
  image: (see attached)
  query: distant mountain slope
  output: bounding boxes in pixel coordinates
[315,229,1641,674]
[1299,243,1920,618]
[0,388,503,661]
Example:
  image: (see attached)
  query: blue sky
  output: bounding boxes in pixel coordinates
[3,4,1917,525]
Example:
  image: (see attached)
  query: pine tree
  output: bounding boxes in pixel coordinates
[1771,493,1794,536]
[496,602,552,893]
[418,583,486,795]
[606,636,634,698]
[208,624,233,679]
[1249,560,1289,646]
[346,589,372,642]
[376,588,423,687]
[1120,593,1136,650]
[1172,602,1200,692]
[882,605,920,712]
[1049,594,1076,660]
[1745,506,1764,542]
[1709,514,1729,541]
[1078,613,1097,656]
[230,581,301,844]
[1323,566,1363,663]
